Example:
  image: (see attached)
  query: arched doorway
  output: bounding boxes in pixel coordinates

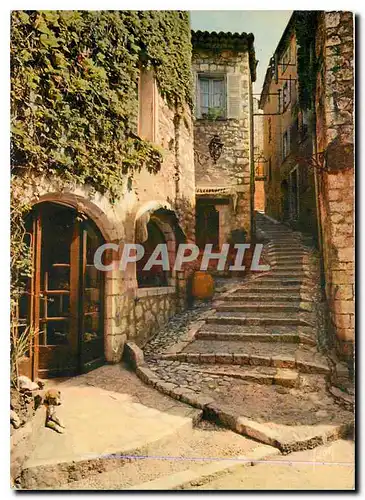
[20,202,105,378]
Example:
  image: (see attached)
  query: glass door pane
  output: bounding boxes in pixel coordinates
[37,203,78,376]
[79,220,104,372]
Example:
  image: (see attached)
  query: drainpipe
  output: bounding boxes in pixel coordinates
[249,76,255,241]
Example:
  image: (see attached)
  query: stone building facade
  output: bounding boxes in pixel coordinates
[259,17,318,240]
[15,50,195,379]
[259,11,354,361]
[314,11,355,360]
[192,31,256,250]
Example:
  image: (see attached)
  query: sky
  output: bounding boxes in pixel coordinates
[190,10,292,96]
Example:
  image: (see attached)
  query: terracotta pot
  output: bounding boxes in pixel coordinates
[192,271,214,299]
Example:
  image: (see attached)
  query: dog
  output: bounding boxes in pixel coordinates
[42,388,65,434]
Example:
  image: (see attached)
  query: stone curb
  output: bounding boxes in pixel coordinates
[154,352,329,374]
[126,444,280,490]
[134,362,353,455]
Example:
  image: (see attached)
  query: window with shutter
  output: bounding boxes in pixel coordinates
[226,74,242,119]
[282,129,290,160]
[197,76,226,119]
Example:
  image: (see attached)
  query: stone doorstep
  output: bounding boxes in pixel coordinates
[127,444,280,491]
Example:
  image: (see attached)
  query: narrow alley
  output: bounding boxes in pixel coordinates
[10,10,355,492]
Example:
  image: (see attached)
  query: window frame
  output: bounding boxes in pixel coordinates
[282,128,290,161]
[282,44,292,73]
[282,81,290,111]
[197,73,227,120]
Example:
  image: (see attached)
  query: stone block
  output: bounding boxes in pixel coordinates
[271,356,296,369]
[136,365,158,385]
[200,353,216,364]
[158,382,177,396]
[250,355,271,367]
[325,12,341,28]
[123,342,144,369]
[235,417,279,447]
[186,353,200,363]
[333,300,355,315]
[233,353,250,365]
[215,353,233,364]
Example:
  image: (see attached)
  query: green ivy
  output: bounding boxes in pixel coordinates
[11,10,193,201]
[295,11,318,111]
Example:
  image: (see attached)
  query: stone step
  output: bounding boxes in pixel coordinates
[53,423,277,491]
[195,330,316,345]
[205,314,313,327]
[267,246,305,251]
[268,256,307,262]
[198,323,315,337]
[268,271,309,278]
[270,262,308,268]
[216,293,301,302]
[162,341,329,374]
[214,303,303,313]
[185,365,303,388]
[249,278,305,285]
[268,249,305,255]
[18,383,203,489]
[233,286,303,294]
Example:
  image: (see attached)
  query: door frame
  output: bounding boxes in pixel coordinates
[28,202,105,379]
[289,165,300,221]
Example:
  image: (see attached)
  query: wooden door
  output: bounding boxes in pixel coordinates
[29,203,105,378]
[37,204,79,377]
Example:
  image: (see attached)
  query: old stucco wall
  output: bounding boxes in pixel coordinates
[315,11,354,358]
[193,50,253,241]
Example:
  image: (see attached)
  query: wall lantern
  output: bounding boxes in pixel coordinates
[209,135,224,164]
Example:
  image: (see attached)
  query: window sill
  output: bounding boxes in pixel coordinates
[136,286,175,298]
[197,117,227,122]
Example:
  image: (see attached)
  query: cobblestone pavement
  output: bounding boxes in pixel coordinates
[143,277,244,358]
[142,213,353,434]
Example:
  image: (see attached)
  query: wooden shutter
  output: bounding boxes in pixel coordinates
[227,74,242,119]
[195,73,201,118]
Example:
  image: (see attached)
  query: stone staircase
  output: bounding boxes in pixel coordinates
[139,213,354,453]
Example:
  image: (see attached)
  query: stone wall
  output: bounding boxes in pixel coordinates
[193,50,253,241]
[134,288,177,346]
[315,11,355,359]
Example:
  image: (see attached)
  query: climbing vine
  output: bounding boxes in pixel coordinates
[295,11,319,111]
[11,10,193,201]
[10,11,193,365]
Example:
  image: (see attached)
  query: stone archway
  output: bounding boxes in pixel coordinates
[16,182,126,376]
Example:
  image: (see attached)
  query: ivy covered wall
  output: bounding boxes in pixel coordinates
[11,10,193,201]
